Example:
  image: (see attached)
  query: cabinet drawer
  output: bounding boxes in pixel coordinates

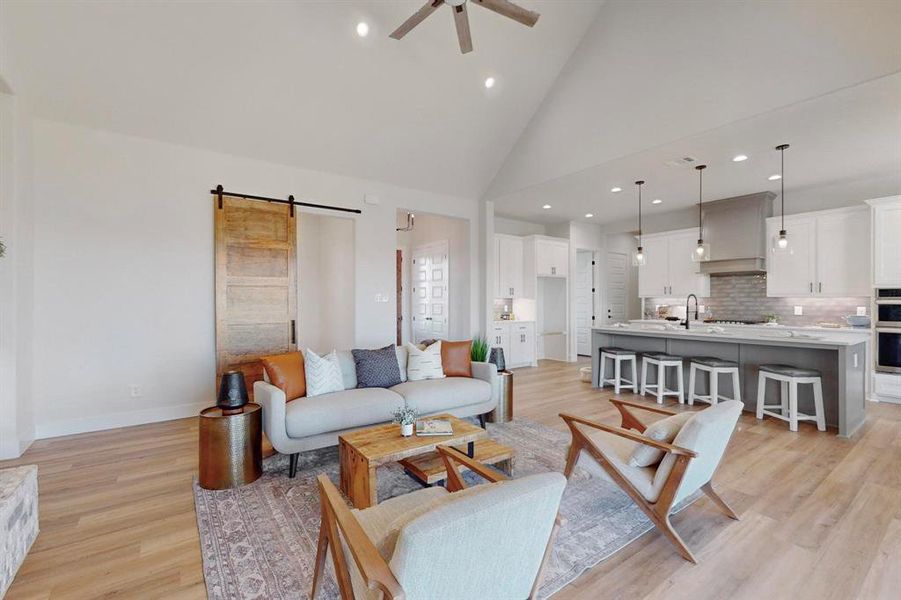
[874,373,901,399]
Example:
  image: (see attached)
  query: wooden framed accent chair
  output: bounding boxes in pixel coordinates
[560,399,742,563]
[312,446,566,600]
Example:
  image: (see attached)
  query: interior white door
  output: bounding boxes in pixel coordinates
[605,252,628,324]
[575,251,594,356]
[411,241,449,343]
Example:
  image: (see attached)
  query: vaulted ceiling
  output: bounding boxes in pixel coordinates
[3,1,900,218]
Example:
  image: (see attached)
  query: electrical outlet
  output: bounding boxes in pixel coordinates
[857,306,867,316]
[129,384,142,398]
[793,306,803,316]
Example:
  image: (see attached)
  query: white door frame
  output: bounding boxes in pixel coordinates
[411,240,450,343]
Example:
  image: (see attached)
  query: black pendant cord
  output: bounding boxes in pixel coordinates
[776,144,789,233]
[212,184,362,215]
[695,164,706,242]
[635,180,645,247]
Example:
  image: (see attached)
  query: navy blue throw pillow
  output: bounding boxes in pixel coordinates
[352,345,403,389]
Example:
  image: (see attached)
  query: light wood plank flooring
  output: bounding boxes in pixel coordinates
[3,359,899,599]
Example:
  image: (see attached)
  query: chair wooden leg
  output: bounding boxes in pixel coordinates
[289,453,299,478]
[659,513,698,564]
[311,505,330,599]
[702,482,740,520]
[563,440,581,479]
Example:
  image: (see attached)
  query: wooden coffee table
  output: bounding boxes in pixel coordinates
[339,414,510,509]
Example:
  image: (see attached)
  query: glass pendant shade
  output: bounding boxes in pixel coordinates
[692,239,711,262]
[632,245,647,267]
[772,229,792,255]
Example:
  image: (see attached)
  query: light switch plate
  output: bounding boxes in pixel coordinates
[857,306,867,316]
[794,306,803,316]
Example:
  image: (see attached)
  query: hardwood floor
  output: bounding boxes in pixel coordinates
[3,359,899,599]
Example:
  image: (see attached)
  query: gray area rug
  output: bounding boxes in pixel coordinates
[194,418,694,599]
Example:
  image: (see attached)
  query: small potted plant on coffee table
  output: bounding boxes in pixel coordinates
[393,406,419,437]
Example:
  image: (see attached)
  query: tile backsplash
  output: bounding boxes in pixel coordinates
[645,274,869,326]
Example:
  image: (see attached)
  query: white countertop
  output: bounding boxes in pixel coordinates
[629,319,870,335]
[596,323,870,347]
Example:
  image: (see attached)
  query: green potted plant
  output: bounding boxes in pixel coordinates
[393,406,419,437]
[0,238,6,258]
[764,313,778,325]
[471,336,489,362]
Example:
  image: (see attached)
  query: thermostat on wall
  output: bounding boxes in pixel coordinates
[364,194,380,205]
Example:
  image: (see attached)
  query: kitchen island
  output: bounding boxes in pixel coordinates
[592,324,870,437]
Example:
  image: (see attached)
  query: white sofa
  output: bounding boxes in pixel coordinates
[255,349,500,477]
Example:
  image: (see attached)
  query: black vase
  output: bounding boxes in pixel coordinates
[217,371,249,412]
[489,347,506,372]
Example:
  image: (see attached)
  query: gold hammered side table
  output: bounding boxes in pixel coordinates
[199,403,263,490]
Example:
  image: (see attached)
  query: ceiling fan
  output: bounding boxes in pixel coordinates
[389,0,540,54]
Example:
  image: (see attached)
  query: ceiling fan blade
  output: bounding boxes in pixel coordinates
[472,0,540,27]
[453,4,473,54]
[389,0,445,40]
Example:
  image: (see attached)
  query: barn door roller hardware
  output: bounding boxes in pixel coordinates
[212,184,362,216]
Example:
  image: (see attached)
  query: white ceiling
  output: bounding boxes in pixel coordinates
[0,0,601,199]
[488,0,901,222]
[2,0,900,214]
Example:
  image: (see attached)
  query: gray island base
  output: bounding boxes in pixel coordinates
[592,326,869,438]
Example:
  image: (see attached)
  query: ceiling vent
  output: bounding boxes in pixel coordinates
[664,156,698,167]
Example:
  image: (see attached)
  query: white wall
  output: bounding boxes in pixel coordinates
[494,216,547,236]
[397,211,472,342]
[298,214,355,353]
[30,118,484,438]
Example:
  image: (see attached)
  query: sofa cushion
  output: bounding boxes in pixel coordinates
[303,349,345,397]
[391,377,491,415]
[406,341,445,381]
[441,340,472,378]
[396,345,408,383]
[260,352,306,401]
[335,350,358,390]
[284,387,405,438]
[353,345,403,389]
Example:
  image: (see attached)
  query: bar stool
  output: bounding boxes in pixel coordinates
[755,364,825,432]
[688,357,741,406]
[599,347,637,394]
[640,352,685,404]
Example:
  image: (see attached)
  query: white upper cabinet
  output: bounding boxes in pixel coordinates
[766,206,870,297]
[495,234,524,298]
[637,229,710,298]
[868,196,901,287]
[535,239,568,277]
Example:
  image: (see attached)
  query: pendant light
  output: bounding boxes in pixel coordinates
[772,143,791,254]
[632,180,647,266]
[692,164,710,262]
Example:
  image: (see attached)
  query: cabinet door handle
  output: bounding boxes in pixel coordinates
[809,282,813,293]
[818,282,823,293]
[551,266,556,275]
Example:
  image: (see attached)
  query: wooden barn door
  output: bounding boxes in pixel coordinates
[215,195,297,397]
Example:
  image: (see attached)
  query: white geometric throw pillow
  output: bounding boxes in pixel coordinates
[303,349,345,397]
[405,341,445,381]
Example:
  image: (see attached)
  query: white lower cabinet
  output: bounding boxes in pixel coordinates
[490,321,535,369]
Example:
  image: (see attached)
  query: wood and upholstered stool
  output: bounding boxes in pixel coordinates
[599,347,638,394]
[755,364,825,432]
[640,352,685,404]
[688,357,741,406]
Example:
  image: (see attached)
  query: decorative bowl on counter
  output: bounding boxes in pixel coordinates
[844,315,871,328]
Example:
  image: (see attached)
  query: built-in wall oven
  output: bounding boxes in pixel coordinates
[876,289,901,373]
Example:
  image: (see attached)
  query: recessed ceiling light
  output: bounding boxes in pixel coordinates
[768,174,782,181]
[652,199,663,205]
[484,77,496,89]
[732,154,748,162]
[356,22,369,37]
[542,204,552,210]
[585,213,594,218]
[610,187,622,193]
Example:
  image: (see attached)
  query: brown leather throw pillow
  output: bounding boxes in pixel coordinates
[441,340,473,378]
[260,352,306,401]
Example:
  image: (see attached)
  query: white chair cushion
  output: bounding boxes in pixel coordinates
[390,377,491,415]
[577,428,664,502]
[303,349,345,397]
[629,411,694,468]
[284,388,404,438]
[405,341,445,381]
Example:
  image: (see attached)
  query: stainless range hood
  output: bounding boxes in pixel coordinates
[699,192,775,275]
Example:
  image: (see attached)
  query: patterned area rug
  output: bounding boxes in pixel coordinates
[194,418,695,599]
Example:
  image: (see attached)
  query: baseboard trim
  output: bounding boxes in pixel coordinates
[35,402,208,440]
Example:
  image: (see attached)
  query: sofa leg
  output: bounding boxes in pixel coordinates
[478,413,486,429]
[289,453,299,478]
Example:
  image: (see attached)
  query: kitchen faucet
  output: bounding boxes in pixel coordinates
[685,294,699,330]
